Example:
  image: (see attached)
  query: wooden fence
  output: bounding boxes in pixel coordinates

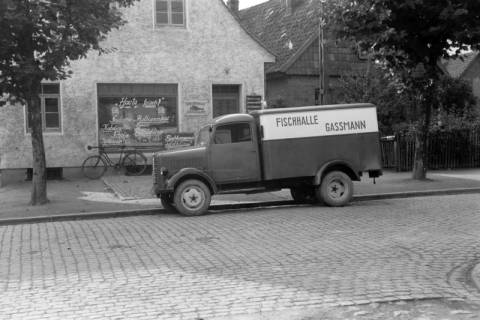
[380,128,480,171]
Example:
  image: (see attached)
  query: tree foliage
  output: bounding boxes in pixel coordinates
[337,66,412,134]
[335,0,480,69]
[331,0,480,179]
[338,67,479,134]
[0,0,136,104]
[0,0,137,204]
[435,76,478,119]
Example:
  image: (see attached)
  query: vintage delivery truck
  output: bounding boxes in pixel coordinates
[152,103,382,216]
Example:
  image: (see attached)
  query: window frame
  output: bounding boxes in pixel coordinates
[357,43,370,60]
[212,84,241,118]
[154,0,186,27]
[25,83,62,134]
[96,83,179,147]
[213,122,252,145]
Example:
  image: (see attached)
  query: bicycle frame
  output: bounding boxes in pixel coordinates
[83,145,148,178]
[99,147,126,167]
[89,145,132,168]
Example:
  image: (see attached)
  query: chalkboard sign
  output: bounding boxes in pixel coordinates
[163,133,195,150]
[246,95,262,112]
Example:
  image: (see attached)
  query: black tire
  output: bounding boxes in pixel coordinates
[290,186,316,203]
[160,193,177,213]
[81,155,107,179]
[174,179,211,216]
[317,171,353,207]
[122,151,147,176]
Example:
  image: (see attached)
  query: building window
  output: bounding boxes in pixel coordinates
[97,83,178,146]
[357,44,369,60]
[26,83,61,132]
[155,0,185,26]
[212,85,240,118]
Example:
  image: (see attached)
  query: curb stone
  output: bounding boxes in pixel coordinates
[1,187,480,226]
[0,208,161,226]
[353,187,480,201]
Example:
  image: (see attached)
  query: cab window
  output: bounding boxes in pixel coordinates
[195,125,211,146]
[214,123,252,144]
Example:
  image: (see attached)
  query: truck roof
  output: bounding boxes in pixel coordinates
[212,113,254,125]
[250,103,376,116]
[210,103,376,126]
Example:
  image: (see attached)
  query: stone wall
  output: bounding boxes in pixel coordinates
[267,76,317,108]
[0,0,273,171]
[267,75,348,108]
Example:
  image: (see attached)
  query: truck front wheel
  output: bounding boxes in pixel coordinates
[317,171,353,207]
[174,179,211,216]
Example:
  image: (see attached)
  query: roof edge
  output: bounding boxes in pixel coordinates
[458,52,479,78]
[278,32,319,73]
[219,0,276,61]
[251,103,377,115]
[441,51,479,79]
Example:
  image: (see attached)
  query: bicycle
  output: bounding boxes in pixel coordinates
[82,145,147,179]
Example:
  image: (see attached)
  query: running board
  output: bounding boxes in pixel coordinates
[217,187,280,195]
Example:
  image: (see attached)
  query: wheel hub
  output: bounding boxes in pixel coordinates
[328,180,345,199]
[182,187,204,209]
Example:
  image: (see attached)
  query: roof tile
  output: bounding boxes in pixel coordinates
[238,0,323,72]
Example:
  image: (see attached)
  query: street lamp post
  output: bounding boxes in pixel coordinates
[318,0,327,105]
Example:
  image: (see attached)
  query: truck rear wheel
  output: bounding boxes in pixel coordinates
[160,193,177,213]
[290,186,316,203]
[317,171,353,207]
[174,179,211,216]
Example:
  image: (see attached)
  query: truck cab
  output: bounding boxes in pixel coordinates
[153,104,382,216]
[203,114,262,184]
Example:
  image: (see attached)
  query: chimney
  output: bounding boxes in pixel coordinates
[228,0,239,12]
[284,0,293,15]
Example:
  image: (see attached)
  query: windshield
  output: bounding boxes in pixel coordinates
[195,125,211,146]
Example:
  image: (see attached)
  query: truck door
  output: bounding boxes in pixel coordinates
[209,122,261,183]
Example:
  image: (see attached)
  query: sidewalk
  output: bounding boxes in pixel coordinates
[104,168,480,202]
[1,169,480,224]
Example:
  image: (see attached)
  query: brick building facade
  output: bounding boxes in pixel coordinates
[0,0,274,184]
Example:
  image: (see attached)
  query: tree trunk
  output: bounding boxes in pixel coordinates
[412,93,432,180]
[412,130,427,179]
[28,94,49,205]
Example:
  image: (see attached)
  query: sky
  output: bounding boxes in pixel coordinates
[239,0,269,9]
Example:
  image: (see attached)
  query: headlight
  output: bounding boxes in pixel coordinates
[160,167,168,176]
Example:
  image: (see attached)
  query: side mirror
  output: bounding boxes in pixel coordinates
[209,125,213,132]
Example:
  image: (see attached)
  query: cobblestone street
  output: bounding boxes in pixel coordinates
[0,194,479,319]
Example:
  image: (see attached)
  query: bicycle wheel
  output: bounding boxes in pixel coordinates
[122,151,147,176]
[81,155,107,179]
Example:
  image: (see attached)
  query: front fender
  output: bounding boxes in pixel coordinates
[166,168,218,194]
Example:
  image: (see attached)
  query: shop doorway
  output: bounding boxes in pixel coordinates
[212,85,240,118]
